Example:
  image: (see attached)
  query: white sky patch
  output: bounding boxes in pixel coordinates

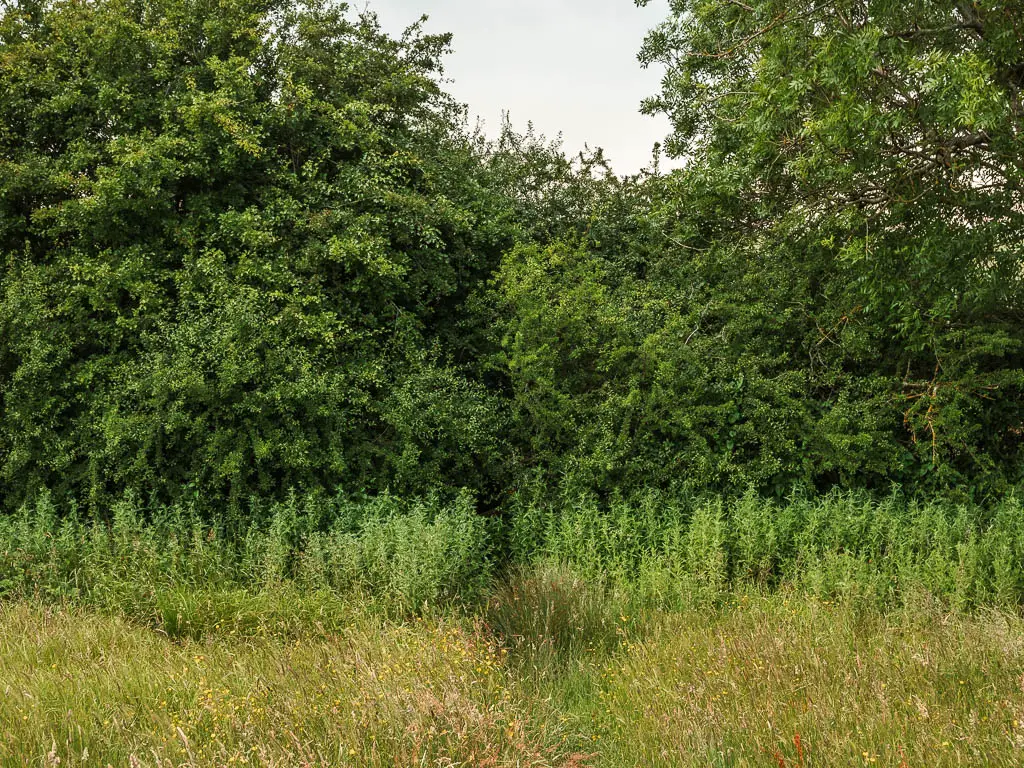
[363,0,673,175]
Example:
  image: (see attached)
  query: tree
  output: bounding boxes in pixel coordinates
[632,0,1024,494]
[0,0,511,508]
[490,1,1023,499]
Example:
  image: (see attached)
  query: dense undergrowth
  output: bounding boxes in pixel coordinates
[511,489,1024,611]
[0,491,493,632]
[3,489,1024,637]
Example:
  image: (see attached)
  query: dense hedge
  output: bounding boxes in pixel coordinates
[1,0,1022,511]
[492,1,1024,498]
[0,0,517,507]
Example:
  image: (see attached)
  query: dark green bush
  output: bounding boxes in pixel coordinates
[0,0,515,508]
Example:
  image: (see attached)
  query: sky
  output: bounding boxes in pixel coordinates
[362,0,673,175]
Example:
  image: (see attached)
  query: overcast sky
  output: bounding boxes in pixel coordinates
[362,0,673,175]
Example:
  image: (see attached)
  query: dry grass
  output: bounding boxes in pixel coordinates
[0,603,574,767]
[577,595,1024,767]
[3,583,1024,767]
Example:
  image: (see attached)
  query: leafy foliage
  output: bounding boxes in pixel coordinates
[1,0,1022,512]
[509,487,1024,610]
[0,489,495,617]
[489,0,1024,498]
[0,0,523,507]
[642,0,1024,492]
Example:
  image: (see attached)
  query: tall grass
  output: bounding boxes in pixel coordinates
[3,487,1023,636]
[0,490,495,633]
[3,487,1024,765]
[0,603,577,768]
[509,488,1024,610]
[4,595,1022,767]
[574,594,1024,767]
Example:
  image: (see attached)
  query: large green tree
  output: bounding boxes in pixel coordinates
[0,0,514,508]
[492,0,1024,497]
[642,0,1024,492]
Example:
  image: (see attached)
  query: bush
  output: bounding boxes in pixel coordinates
[0,0,512,509]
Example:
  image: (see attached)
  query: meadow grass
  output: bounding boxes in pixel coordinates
[0,600,575,767]
[3,575,1024,767]
[3,490,1024,765]
[573,592,1024,767]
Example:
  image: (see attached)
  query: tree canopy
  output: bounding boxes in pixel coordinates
[1,0,1022,511]
[0,0,521,507]
[492,0,1024,497]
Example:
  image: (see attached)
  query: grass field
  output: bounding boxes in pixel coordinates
[3,568,1024,767]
